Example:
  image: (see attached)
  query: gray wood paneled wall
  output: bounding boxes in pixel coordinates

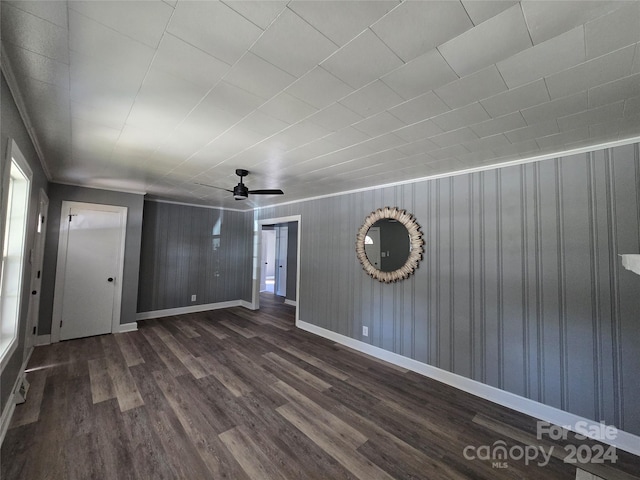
[257,143,640,436]
[1,74,50,413]
[137,201,252,312]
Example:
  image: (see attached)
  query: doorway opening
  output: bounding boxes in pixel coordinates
[260,224,289,297]
[253,215,301,323]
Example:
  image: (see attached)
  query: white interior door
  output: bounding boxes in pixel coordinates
[276,225,288,297]
[24,189,48,357]
[54,203,126,341]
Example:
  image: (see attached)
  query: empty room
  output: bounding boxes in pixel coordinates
[1,1,639,479]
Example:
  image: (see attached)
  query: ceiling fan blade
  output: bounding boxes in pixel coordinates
[248,189,284,195]
[195,182,233,193]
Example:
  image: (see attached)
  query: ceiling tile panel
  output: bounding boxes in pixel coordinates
[505,119,560,144]
[167,0,263,65]
[544,44,636,99]
[323,126,371,148]
[396,137,439,156]
[585,2,640,59]
[357,132,406,152]
[521,1,627,45]
[520,92,588,125]
[250,8,338,77]
[321,29,403,89]
[69,11,155,71]
[496,26,585,89]
[588,73,640,108]
[470,112,527,138]
[258,92,318,124]
[381,49,458,100]
[285,139,340,163]
[623,95,640,117]
[2,2,69,64]
[286,67,354,109]
[5,0,68,27]
[588,119,622,140]
[463,133,511,153]
[3,42,69,89]
[339,80,404,118]
[267,120,332,152]
[430,127,478,148]
[203,81,265,119]
[428,144,470,161]
[394,119,444,142]
[557,101,624,131]
[480,79,550,118]
[125,68,209,131]
[536,126,590,150]
[433,65,507,109]
[371,1,473,62]
[353,111,406,137]
[151,33,230,89]
[388,91,450,125]
[461,1,518,25]
[492,139,540,158]
[224,52,296,100]
[234,110,290,137]
[307,103,363,132]
[289,0,399,47]
[438,4,532,77]
[69,0,173,48]
[431,102,490,132]
[223,1,287,29]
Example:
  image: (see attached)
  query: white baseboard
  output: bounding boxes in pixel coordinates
[240,300,256,310]
[35,335,51,346]
[1,349,33,446]
[296,320,640,457]
[284,299,297,307]
[136,300,246,320]
[117,323,138,333]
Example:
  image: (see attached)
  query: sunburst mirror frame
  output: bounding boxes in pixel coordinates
[355,207,425,283]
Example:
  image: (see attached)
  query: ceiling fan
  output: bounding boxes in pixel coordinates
[197,169,284,200]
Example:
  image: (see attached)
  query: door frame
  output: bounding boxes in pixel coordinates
[275,224,288,297]
[51,201,127,343]
[23,188,48,359]
[252,214,301,323]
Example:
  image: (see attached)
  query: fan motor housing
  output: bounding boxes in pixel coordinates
[233,183,249,199]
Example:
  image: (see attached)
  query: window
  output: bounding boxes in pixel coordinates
[1,140,32,370]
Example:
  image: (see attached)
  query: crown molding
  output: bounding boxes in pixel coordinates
[1,43,52,181]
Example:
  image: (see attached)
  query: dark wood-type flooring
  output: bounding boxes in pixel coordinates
[2,294,639,479]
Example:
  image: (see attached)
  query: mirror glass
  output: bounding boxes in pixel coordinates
[364,219,410,272]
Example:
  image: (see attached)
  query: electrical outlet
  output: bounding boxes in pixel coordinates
[191,294,197,302]
[362,326,369,337]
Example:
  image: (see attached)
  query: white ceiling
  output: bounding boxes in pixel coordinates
[2,0,639,209]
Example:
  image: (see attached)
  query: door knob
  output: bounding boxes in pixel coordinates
[107,277,114,282]
[32,290,37,295]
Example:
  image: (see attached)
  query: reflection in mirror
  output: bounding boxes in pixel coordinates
[356,207,424,283]
[364,219,410,272]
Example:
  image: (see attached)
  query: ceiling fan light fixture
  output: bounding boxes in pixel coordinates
[233,184,248,200]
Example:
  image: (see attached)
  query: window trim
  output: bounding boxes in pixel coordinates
[1,139,33,372]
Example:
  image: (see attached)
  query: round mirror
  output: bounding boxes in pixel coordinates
[356,207,424,283]
[364,219,410,272]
